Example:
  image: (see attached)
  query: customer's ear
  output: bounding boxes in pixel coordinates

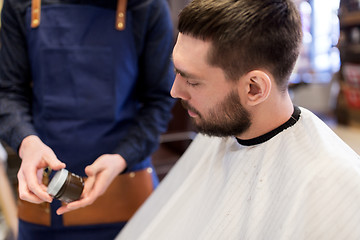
[239,70,271,106]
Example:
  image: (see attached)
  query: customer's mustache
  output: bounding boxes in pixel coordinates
[181,100,201,116]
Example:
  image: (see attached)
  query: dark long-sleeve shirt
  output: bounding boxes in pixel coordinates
[0,0,175,170]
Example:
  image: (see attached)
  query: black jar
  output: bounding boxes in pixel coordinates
[47,169,84,203]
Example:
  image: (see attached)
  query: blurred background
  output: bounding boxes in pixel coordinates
[1,0,360,239]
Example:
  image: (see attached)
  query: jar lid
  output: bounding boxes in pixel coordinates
[47,168,68,197]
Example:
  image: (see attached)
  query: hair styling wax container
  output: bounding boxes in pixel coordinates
[47,169,84,203]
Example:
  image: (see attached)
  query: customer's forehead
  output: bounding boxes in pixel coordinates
[173,33,211,66]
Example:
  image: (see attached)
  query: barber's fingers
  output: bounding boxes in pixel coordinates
[83,156,122,197]
[20,135,65,171]
[81,175,95,198]
[40,153,66,171]
[86,154,126,176]
[55,177,103,215]
[17,136,66,203]
[56,170,111,215]
[18,155,64,203]
[56,191,97,215]
[17,169,50,203]
[56,155,126,215]
[84,159,105,177]
[83,169,110,200]
[56,205,72,215]
[83,158,115,197]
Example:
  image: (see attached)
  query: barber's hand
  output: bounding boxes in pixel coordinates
[18,135,66,203]
[55,153,127,215]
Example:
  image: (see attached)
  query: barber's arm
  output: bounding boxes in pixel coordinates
[113,0,176,170]
[0,1,36,150]
[0,1,64,203]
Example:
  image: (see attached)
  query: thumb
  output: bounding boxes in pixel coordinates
[85,161,102,177]
[42,153,66,171]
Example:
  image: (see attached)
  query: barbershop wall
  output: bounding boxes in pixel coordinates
[292,0,360,128]
[289,0,341,114]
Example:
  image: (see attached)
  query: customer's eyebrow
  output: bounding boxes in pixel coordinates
[174,67,199,80]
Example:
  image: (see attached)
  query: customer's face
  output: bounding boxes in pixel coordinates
[171,33,251,137]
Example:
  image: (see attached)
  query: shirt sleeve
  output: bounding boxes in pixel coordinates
[0,0,38,152]
[113,0,176,169]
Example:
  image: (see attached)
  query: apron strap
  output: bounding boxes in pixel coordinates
[31,0,41,28]
[30,0,127,31]
[115,0,127,31]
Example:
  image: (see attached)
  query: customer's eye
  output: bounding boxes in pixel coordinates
[186,80,199,87]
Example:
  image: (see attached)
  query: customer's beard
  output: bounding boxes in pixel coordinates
[182,90,251,137]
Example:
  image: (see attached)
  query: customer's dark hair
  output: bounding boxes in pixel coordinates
[178,0,303,91]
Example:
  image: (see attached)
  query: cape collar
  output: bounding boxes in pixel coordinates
[236,106,301,146]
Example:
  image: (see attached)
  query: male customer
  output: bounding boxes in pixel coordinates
[117,0,360,239]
